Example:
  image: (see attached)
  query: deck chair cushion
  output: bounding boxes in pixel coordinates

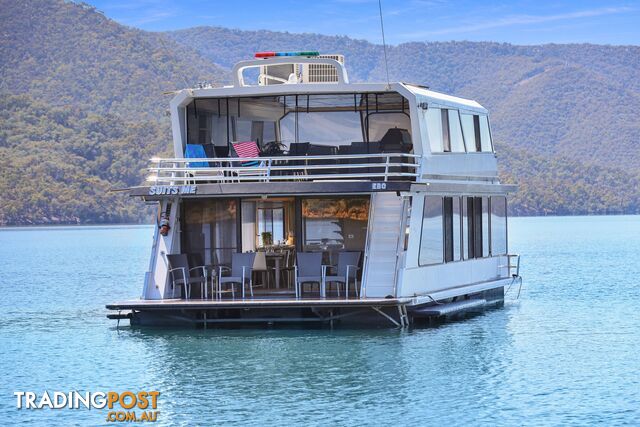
[232,141,261,166]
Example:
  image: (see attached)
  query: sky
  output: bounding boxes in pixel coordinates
[86,0,640,46]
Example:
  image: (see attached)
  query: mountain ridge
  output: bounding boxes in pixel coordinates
[1,0,639,224]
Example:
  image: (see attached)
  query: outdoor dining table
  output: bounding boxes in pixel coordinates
[264,252,286,289]
[203,263,231,299]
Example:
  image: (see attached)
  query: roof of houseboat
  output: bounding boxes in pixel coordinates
[170,53,487,114]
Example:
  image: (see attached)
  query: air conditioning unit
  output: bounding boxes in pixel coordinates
[259,54,345,85]
[300,54,345,83]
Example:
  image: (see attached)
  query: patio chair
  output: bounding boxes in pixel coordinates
[252,251,271,289]
[184,144,209,168]
[183,143,225,183]
[323,252,361,299]
[166,254,208,300]
[277,249,295,289]
[218,252,256,299]
[231,141,268,181]
[294,252,324,298]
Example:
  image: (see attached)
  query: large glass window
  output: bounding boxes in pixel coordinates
[280,111,362,148]
[461,113,478,152]
[462,197,471,259]
[419,196,443,265]
[448,110,465,153]
[441,109,451,152]
[444,197,461,262]
[186,94,413,156]
[461,113,493,153]
[479,115,493,152]
[491,196,507,255]
[302,197,370,253]
[181,199,237,266]
[367,112,412,142]
[425,108,443,152]
[428,108,466,153]
[257,205,285,246]
[452,197,461,261]
[482,197,490,257]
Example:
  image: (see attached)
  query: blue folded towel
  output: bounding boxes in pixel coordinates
[184,144,209,168]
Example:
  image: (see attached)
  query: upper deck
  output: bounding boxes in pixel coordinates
[141,54,502,197]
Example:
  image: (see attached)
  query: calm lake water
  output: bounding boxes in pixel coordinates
[1,216,639,426]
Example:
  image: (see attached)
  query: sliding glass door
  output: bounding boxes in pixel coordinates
[181,199,238,266]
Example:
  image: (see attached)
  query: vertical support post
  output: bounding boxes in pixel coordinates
[266,158,272,182]
[384,155,390,181]
[236,197,243,253]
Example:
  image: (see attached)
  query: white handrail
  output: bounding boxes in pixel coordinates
[151,153,420,162]
[147,153,419,184]
[231,57,349,87]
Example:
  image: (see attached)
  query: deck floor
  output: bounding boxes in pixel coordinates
[106,296,409,311]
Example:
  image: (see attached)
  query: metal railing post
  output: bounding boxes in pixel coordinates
[384,154,390,181]
[267,158,272,182]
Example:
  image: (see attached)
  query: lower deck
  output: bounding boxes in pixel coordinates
[107,286,507,328]
[107,294,408,311]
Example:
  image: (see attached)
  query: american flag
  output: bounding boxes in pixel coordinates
[232,141,260,158]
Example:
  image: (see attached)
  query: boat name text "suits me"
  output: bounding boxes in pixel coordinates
[148,185,197,195]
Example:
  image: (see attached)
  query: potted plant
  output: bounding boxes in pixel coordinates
[261,232,273,246]
[261,140,286,156]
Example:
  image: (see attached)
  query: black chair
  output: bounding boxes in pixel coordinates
[287,142,309,175]
[202,143,216,159]
[380,127,413,153]
[380,128,413,177]
[307,144,336,175]
[347,141,384,177]
[213,145,230,158]
[288,142,310,157]
[166,254,208,299]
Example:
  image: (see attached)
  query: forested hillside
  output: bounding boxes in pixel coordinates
[1,0,639,224]
[0,0,220,224]
[0,0,224,117]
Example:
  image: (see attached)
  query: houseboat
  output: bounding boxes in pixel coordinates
[107,52,521,327]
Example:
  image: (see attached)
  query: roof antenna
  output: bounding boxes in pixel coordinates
[378,0,391,89]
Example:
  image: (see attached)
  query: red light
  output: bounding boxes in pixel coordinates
[255,51,276,58]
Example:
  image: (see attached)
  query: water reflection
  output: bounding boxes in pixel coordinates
[112,305,513,425]
[2,218,640,425]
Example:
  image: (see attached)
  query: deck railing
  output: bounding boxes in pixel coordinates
[147,153,420,185]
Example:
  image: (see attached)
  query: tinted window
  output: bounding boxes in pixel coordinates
[460,113,477,152]
[419,196,443,265]
[443,196,461,262]
[181,199,237,266]
[425,108,443,152]
[491,196,507,255]
[302,197,370,254]
[479,115,493,152]
[441,109,451,152]
[482,196,490,257]
[448,110,465,153]
[462,196,471,259]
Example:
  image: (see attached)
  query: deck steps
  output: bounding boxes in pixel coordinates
[411,299,487,317]
[362,193,404,297]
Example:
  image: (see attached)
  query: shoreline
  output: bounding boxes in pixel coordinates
[1,213,639,229]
